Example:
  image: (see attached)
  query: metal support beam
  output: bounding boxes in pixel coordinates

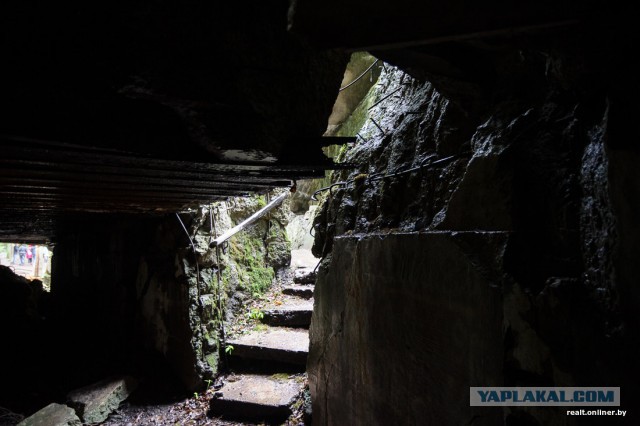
[209,191,289,247]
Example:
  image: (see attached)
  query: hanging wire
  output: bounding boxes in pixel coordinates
[311,152,470,201]
[175,213,201,292]
[339,59,380,92]
[175,212,205,362]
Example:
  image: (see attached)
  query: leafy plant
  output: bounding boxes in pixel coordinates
[245,308,264,321]
[193,392,199,399]
[225,344,235,355]
[205,379,212,389]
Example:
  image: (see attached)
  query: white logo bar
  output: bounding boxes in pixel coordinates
[470,387,620,406]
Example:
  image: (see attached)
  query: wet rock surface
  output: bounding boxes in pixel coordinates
[310,46,640,424]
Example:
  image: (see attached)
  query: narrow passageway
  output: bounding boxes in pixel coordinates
[98,250,318,426]
[2,2,640,426]
[210,250,317,424]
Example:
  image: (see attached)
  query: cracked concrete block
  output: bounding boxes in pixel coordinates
[262,299,314,327]
[209,374,303,421]
[227,327,309,365]
[18,403,81,426]
[67,376,138,424]
[282,284,315,299]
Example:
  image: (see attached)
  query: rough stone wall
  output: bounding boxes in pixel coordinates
[44,193,290,396]
[309,47,640,425]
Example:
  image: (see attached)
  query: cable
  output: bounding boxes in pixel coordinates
[175,212,205,364]
[311,152,470,201]
[339,59,380,92]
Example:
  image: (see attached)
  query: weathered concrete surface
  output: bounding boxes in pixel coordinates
[17,403,81,426]
[308,232,505,426]
[228,327,309,365]
[282,284,315,299]
[67,376,138,424]
[209,374,303,421]
[262,299,314,327]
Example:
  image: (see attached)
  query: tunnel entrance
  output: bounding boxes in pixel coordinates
[0,190,322,424]
[0,243,52,289]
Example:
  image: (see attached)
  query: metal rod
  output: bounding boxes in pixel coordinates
[370,118,385,135]
[209,191,289,247]
[368,88,401,110]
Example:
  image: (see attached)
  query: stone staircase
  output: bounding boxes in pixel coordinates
[209,261,317,423]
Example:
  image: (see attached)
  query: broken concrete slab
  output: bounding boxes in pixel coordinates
[67,376,138,424]
[282,284,314,299]
[227,327,309,365]
[209,374,303,421]
[293,267,316,284]
[262,299,313,327]
[18,403,81,426]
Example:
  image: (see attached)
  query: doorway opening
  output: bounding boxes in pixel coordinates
[0,242,52,290]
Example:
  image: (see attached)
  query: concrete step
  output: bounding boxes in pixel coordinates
[282,284,314,299]
[227,327,308,366]
[262,299,313,327]
[293,267,316,284]
[209,374,303,422]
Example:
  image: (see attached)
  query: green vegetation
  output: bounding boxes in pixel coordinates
[256,195,267,208]
[271,373,290,381]
[0,243,11,259]
[291,397,304,411]
[205,352,219,372]
[245,308,264,321]
[227,231,275,298]
[192,196,288,383]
